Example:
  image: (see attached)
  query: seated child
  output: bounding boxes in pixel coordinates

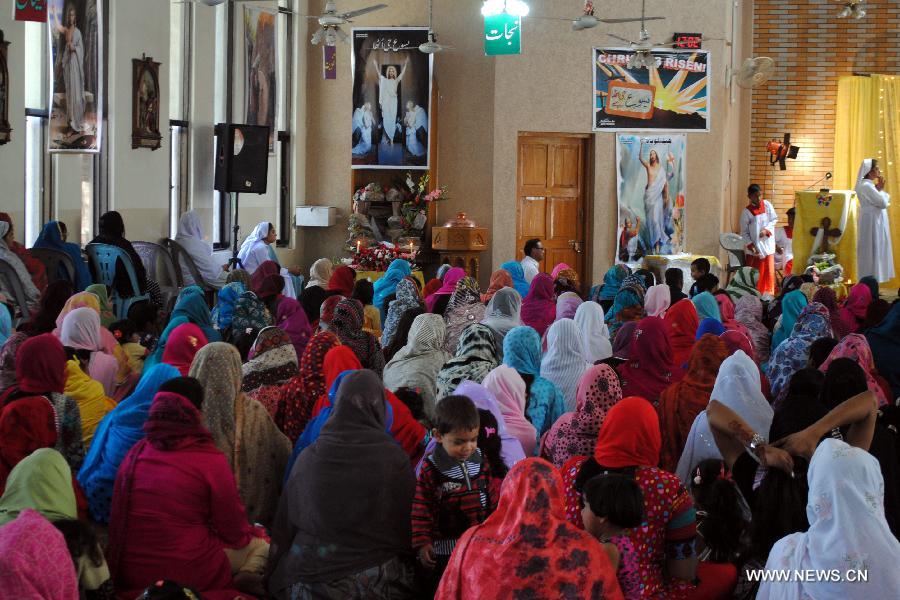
[581,472,645,599]
[412,395,500,594]
[109,319,148,377]
[666,267,688,304]
[689,258,711,297]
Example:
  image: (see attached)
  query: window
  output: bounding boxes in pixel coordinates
[24,114,48,246]
[169,122,189,239]
[169,0,193,238]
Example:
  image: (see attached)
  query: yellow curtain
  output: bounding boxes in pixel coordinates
[834,75,900,288]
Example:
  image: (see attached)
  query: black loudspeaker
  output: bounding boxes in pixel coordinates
[214,123,270,194]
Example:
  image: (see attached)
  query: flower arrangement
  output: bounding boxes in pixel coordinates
[399,172,448,236]
[350,242,418,272]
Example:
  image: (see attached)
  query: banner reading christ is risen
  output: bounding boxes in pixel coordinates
[351,27,432,169]
[616,134,688,262]
[593,48,710,132]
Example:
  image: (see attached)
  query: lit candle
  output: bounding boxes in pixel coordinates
[356,240,361,253]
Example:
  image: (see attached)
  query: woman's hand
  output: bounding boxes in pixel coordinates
[418,544,436,569]
[773,427,820,461]
[756,444,795,475]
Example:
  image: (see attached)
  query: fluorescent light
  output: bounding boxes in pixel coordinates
[506,0,530,16]
[627,51,655,70]
[481,0,505,16]
[481,0,529,17]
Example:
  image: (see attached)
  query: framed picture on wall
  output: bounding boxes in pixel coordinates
[132,55,162,150]
[351,27,432,169]
[243,6,277,153]
[47,0,103,153]
[0,30,11,145]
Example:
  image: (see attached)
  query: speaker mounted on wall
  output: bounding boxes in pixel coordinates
[214,123,270,194]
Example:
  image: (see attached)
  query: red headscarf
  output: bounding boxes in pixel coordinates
[593,396,660,468]
[310,346,363,419]
[16,334,67,394]
[319,295,344,327]
[255,274,285,299]
[665,298,700,370]
[436,458,624,600]
[0,397,58,489]
[840,282,872,334]
[327,266,356,297]
[520,273,556,337]
[142,391,217,452]
[657,334,728,472]
[480,269,513,304]
[250,260,281,294]
[279,331,340,441]
[422,278,442,299]
[617,317,676,406]
[162,323,209,376]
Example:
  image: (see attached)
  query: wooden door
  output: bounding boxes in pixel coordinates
[516,133,590,283]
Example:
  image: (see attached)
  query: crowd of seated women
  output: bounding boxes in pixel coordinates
[1,215,900,599]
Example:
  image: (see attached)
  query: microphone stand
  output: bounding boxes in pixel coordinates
[805,172,833,191]
[227,192,244,270]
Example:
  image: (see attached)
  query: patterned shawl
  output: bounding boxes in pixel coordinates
[734,294,771,364]
[599,264,631,301]
[812,286,848,340]
[381,278,421,348]
[540,364,622,469]
[278,331,340,442]
[481,269,513,304]
[383,314,451,417]
[818,334,889,407]
[331,298,384,376]
[540,319,592,412]
[501,326,566,438]
[242,327,298,396]
[436,324,499,398]
[211,282,245,331]
[724,266,760,301]
[443,277,486,355]
[768,302,833,407]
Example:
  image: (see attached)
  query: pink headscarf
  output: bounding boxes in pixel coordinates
[819,333,890,407]
[483,366,537,456]
[520,273,556,337]
[425,267,466,312]
[644,284,671,318]
[616,316,675,406]
[720,330,755,361]
[716,292,752,342]
[0,509,78,599]
[550,262,572,280]
[555,292,583,321]
[839,283,872,334]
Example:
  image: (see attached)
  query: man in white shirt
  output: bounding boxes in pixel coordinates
[520,238,545,283]
[740,183,779,296]
[774,207,794,274]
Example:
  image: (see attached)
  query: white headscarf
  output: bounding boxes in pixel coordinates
[59,306,119,396]
[540,319,591,412]
[574,301,612,363]
[644,284,671,318]
[0,221,40,304]
[481,287,522,338]
[855,158,874,191]
[236,221,272,271]
[759,438,900,600]
[175,211,222,285]
[675,350,774,483]
[306,258,333,289]
[383,313,450,416]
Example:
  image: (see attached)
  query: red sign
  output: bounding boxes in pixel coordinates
[15,0,48,22]
[673,33,702,50]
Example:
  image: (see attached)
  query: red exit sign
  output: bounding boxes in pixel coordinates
[673,33,702,49]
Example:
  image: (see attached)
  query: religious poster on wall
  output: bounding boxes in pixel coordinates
[244,7,277,152]
[593,48,709,132]
[351,27,432,169]
[48,0,101,152]
[615,134,687,262]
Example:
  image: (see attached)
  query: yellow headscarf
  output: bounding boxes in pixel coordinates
[64,360,116,448]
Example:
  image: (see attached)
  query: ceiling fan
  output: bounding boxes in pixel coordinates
[837,0,866,19]
[534,0,665,32]
[606,0,677,69]
[303,1,388,46]
[419,0,453,54]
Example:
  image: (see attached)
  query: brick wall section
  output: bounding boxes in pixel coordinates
[751,0,900,215]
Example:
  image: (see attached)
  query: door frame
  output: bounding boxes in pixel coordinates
[516,131,595,290]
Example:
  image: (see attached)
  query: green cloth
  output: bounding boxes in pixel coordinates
[0,448,76,526]
[86,284,117,328]
[725,267,760,301]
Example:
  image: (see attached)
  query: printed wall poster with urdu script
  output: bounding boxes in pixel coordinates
[593,48,709,132]
[351,27,432,169]
[616,134,687,262]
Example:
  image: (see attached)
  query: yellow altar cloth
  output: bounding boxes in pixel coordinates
[792,190,859,283]
[356,270,425,288]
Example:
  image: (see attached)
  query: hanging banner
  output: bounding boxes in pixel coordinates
[616,134,687,262]
[351,27,432,169]
[323,45,337,79]
[484,13,521,56]
[244,7,277,152]
[16,0,48,22]
[48,0,102,152]
[593,48,709,132]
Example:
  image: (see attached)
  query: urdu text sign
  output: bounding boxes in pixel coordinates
[484,14,521,56]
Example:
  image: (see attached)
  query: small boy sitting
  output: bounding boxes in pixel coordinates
[689,258,711,297]
[412,395,500,593]
[109,319,148,376]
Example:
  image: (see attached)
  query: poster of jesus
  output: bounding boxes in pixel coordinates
[615,134,687,262]
[351,27,432,169]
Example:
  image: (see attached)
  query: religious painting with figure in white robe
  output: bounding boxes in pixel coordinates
[615,134,687,263]
[48,0,102,152]
[351,27,432,169]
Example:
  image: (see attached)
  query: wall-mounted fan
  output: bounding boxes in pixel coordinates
[420,0,453,54]
[304,1,388,46]
[734,56,775,88]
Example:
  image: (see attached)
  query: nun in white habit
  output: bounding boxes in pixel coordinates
[174,211,227,289]
[855,158,894,283]
[236,221,301,299]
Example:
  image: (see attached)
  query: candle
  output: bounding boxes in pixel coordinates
[356,240,361,253]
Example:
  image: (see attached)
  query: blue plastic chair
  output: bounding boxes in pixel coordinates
[85,243,151,319]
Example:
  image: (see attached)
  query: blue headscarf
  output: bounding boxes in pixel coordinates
[0,304,11,347]
[503,326,566,438]
[143,316,189,371]
[691,292,721,323]
[771,289,808,352]
[695,317,726,339]
[599,265,631,301]
[211,282,244,331]
[284,369,394,483]
[33,220,93,291]
[867,303,900,401]
[500,261,530,299]
[373,259,411,321]
[171,285,221,342]
[77,363,180,522]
